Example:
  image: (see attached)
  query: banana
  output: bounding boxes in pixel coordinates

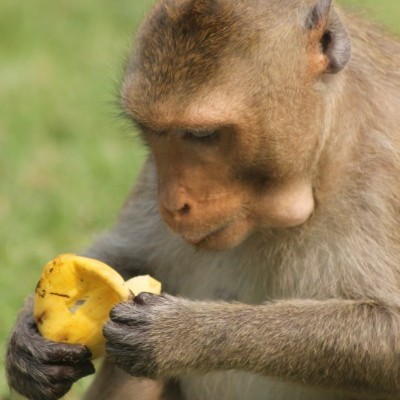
[34,254,161,359]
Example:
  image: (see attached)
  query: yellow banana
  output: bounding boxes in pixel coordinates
[34,254,161,359]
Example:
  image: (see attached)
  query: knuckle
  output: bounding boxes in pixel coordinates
[35,339,67,362]
[109,305,123,321]
[109,301,148,326]
[110,301,132,320]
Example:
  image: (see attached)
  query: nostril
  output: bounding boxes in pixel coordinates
[179,203,190,215]
[159,187,193,218]
[160,200,192,219]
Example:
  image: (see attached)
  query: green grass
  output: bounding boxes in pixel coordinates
[0,1,399,398]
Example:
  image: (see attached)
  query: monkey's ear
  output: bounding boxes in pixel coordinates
[306,0,351,74]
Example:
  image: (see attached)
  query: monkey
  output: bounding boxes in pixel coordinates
[6,0,400,399]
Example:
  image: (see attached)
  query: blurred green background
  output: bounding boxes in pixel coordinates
[0,0,399,398]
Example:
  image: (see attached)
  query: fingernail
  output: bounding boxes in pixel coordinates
[134,292,152,305]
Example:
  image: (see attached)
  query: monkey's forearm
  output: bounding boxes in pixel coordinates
[149,298,400,394]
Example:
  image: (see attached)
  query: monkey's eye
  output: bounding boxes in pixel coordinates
[183,130,218,142]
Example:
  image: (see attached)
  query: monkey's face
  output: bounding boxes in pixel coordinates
[121,0,350,250]
[124,86,317,251]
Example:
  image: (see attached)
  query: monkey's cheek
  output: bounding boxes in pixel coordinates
[195,217,254,251]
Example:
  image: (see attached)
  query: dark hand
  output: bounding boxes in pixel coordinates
[104,293,200,379]
[6,299,95,400]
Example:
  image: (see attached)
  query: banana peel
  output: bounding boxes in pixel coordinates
[34,254,161,359]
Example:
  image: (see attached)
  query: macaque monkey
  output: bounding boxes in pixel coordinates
[6,0,400,399]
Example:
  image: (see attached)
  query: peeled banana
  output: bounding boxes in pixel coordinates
[34,254,161,359]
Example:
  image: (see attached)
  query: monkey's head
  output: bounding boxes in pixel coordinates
[121,0,351,251]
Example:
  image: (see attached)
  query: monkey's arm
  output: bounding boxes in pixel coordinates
[104,293,400,395]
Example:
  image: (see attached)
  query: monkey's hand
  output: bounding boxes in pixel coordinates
[103,293,234,379]
[6,297,95,400]
[103,293,176,378]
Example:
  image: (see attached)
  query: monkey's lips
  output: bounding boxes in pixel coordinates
[180,217,252,250]
[182,225,228,246]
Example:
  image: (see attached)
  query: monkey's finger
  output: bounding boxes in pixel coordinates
[11,318,93,364]
[25,339,92,364]
[45,342,93,364]
[47,361,96,382]
[9,353,94,384]
[134,292,160,305]
[108,301,139,324]
[108,292,166,323]
[108,304,152,328]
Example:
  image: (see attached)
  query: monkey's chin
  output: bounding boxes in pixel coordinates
[185,218,253,251]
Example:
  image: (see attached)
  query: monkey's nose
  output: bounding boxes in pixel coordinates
[159,191,193,220]
[161,202,192,221]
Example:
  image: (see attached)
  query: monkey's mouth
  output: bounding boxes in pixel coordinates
[180,216,252,250]
[182,223,229,246]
